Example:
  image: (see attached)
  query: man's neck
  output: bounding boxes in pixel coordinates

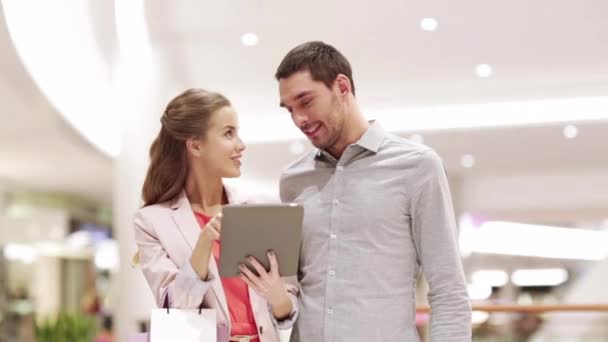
[326,108,370,159]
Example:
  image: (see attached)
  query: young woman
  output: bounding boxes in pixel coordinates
[134,89,298,342]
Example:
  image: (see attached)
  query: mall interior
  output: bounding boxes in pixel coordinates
[1,1,607,341]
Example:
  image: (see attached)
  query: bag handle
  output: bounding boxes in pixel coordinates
[162,294,205,315]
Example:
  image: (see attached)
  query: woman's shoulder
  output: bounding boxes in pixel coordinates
[134,198,177,225]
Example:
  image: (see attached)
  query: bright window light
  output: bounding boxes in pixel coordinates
[468,283,493,300]
[460,218,608,260]
[472,270,509,287]
[4,243,38,263]
[511,268,569,287]
[374,97,608,133]
[240,96,608,144]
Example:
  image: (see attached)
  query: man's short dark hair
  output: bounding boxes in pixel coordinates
[275,41,355,96]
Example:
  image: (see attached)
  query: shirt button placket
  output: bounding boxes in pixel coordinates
[326,163,343,341]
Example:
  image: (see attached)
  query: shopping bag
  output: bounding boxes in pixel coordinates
[129,321,228,341]
[150,307,216,342]
[149,296,218,342]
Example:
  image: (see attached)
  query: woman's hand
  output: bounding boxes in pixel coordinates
[190,213,222,280]
[239,251,293,320]
[199,212,222,244]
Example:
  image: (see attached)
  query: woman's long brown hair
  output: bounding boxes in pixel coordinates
[141,88,230,206]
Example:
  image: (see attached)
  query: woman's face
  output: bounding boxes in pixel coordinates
[189,106,246,178]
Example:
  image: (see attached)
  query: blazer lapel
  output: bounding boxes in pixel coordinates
[169,192,199,251]
[169,190,230,330]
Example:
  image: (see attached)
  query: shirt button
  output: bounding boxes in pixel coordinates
[337,165,344,171]
[329,270,335,277]
[327,308,334,315]
[330,233,337,239]
[332,199,339,205]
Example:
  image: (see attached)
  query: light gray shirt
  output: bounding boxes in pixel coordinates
[280,121,471,342]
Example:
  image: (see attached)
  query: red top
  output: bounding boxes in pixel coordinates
[194,211,259,340]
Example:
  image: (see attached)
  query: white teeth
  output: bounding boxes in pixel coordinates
[305,123,320,134]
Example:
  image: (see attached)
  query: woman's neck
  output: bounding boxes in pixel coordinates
[185,169,225,215]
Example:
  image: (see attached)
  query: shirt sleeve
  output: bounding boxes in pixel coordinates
[267,282,300,330]
[410,150,472,341]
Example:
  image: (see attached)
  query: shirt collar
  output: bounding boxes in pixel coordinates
[315,120,385,160]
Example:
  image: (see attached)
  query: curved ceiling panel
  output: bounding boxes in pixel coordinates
[2,1,119,157]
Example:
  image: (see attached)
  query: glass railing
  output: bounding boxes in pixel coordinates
[416,303,608,342]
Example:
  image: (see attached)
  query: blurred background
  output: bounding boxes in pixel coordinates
[0,1,607,341]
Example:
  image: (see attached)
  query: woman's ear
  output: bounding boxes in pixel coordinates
[186,137,203,157]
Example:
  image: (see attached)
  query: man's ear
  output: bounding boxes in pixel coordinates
[186,137,203,157]
[335,74,352,97]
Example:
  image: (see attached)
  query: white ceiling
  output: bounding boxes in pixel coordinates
[0,6,112,204]
[148,0,608,112]
[1,1,607,205]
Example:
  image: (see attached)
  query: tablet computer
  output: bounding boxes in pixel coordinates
[218,203,303,278]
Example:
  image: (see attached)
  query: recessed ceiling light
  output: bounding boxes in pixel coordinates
[420,18,438,32]
[409,134,424,144]
[563,124,578,139]
[475,64,493,78]
[241,33,258,46]
[461,154,475,168]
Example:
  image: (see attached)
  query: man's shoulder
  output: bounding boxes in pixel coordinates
[386,140,446,181]
[279,149,320,202]
[281,148,318,175]
[383,132,428,152]
[380,133,439,166]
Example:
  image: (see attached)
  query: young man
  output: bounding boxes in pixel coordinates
[276,41,471,342]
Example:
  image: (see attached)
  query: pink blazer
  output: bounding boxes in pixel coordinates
[134,184,298,342]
